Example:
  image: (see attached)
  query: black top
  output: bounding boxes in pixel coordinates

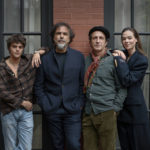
[55,51,67,76]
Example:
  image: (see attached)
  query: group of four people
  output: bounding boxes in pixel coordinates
[0,22,150,150]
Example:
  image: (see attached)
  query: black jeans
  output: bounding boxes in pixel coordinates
[45,107,81,150]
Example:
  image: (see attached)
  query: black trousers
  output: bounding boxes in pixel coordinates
[117,121,150,150]
[45,107,81,150]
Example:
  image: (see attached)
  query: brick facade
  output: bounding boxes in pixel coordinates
[54,0,104,56]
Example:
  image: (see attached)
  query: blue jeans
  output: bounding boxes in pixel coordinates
[1,109,33,150]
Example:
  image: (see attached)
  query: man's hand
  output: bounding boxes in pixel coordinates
[114,111,120,116]
[21,101,33,111]
[32,52,41,68]
[112,50,126,60]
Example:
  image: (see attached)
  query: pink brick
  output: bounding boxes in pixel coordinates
[54,0,104,55]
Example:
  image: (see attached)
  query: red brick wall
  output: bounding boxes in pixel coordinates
[54,0,104,56]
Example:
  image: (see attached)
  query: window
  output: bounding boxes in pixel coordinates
[3,0,41,56]
[0,0,53,149]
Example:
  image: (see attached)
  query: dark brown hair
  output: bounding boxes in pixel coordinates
[50,22,75,44]
[121,27,146,56]
[7,34,26,49]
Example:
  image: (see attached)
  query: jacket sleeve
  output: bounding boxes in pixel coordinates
[114,56,148,87]
[34,60,52,113]
[34,47,50,55]
[113,65,127,112]
[0,75,23,109]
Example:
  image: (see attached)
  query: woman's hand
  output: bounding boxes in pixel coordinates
[112,50,126,60]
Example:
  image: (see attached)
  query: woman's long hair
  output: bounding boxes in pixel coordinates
[121,27,146,56]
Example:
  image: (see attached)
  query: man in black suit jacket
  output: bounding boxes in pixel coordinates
[34,22,85,150]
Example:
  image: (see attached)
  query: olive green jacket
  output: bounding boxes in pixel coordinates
[84,50,127,115]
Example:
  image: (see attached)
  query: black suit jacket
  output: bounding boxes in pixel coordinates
[114,50,149,124]
[34,47,85,114]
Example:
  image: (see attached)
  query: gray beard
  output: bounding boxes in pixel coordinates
[56,43,67,50]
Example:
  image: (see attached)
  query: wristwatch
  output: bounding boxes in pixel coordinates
[34,50,40,54]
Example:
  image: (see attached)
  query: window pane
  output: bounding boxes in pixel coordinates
[4,36,9,57]
[4,0,20,32]
[115,0,131,32]
[32,114,42,149]
[134,0,150,32]
[140,36,150,71]
[114,35,123,49]
[24,0,41,32]
[142,74,150,110]
[24,36,41,54]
